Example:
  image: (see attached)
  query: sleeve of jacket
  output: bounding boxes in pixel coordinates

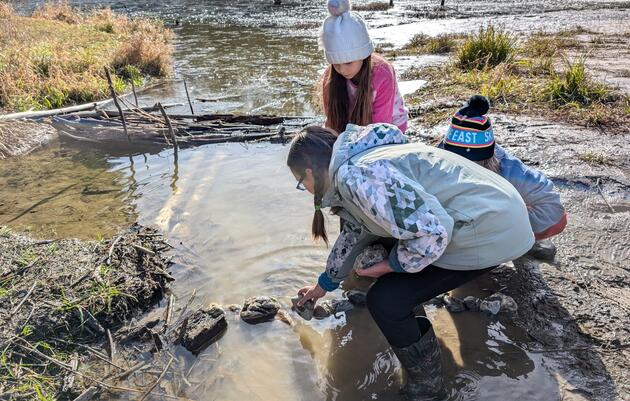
[318,219,374,291]
[496,145,567,238]
[338,161,451,273]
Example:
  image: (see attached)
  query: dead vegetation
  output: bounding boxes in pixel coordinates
[0,2,172,112]
[0,224,175,400]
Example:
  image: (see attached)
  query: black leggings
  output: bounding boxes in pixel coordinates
[366,265,495,348]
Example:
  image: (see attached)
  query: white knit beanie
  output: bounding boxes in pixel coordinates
[320,0,374,64]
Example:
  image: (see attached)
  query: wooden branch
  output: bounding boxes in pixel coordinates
[0,101,107,121]
[183,79,194,115]
[138,357,174,401]
[104,67,129,141]
[158,103,179,160]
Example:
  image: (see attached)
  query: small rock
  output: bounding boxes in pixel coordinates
[345,289,367,306]
[463,296,480,311]
[313,299,354,320]
[226,304,241,313]
[442,294,466,313]
[488,292,518,314]
[527,240,557,261]
[275,310,295,326]
[479,299,501,315]
[240,296,281,324]
[353,244,388,270]
[291,295,315,321]
[180,304,227,354]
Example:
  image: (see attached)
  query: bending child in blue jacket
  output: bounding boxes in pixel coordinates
[440,95,567,245]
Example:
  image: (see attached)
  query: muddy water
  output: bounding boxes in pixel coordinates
[1,142,572,400]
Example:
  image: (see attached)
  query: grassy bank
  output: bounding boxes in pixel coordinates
[394,26,630,132]
[0,2,172,112]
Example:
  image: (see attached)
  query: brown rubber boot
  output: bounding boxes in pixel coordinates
[391,318,445,401]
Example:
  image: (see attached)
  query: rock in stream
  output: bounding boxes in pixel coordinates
[240,296,281,324]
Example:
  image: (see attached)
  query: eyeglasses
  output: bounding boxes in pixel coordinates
[296,175,306,191]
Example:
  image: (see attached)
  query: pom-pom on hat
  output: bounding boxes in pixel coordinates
[444,95,495,162]
[320,0,374,64]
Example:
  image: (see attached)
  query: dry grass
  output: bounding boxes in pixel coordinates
[403,29,629,132]
[353,1,392,11]
[0,1,13,18]
[0,2,172,112]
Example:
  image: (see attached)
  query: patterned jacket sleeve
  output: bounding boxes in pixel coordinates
[338,161,450,273]
[318,219,373,291]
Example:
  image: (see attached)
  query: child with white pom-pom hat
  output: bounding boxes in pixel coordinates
[320,0,408,134]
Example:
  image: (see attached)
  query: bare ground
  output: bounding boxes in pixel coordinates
[410,114,630,400]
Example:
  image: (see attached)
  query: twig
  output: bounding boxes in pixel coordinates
[183,79,194,115]
[595,178,616,213]
[131,80,139,107]
[106,235,124,265]
[11,281,37,317]
[138,357,174,401]
[72,386,98,401]
[104,67,129,141]
[107,329,116,363]
[158,103,179,160]
[131,243,156,256]
[164,294,174,329]
[107,360,150,382]
[51,337,124,370]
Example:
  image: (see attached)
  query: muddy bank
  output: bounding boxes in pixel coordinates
[409,113,630,400]
[0,224,175,400]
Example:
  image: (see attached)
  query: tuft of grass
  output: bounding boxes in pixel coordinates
[425,35,457,54]
[578,151,613,165]
[0,2,172,112]
[457,25,515,70]
[546,58,608,106]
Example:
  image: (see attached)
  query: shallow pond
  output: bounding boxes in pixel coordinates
[2,141,571,400]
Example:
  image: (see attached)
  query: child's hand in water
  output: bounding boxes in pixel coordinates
[355,260,394,278]
[297,284,326,306]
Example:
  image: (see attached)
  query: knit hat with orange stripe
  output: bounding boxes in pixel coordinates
[444,95,494,161]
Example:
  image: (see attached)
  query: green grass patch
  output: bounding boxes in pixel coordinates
[546,58,608,106]
[456,25,515,70]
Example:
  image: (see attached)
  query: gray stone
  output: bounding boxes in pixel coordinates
[527,240,557,261]
[488,292,518,314]
[463,296,480,311]
[313,299,354,320]
[479,299,501,315]
[345,289,368,306]
[291,296,315,321]
[180,304,227,354]
[353,244,388,270]
[240,296,281,324]
[442,294,466,313]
